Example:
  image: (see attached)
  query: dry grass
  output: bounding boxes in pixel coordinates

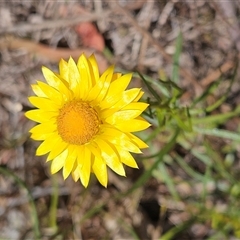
[0,1,240,239]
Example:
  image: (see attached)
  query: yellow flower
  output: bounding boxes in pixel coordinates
[25,54,150,187]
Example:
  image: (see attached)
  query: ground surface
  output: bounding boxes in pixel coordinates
[1,1,240,240]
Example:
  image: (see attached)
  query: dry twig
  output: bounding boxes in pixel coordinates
[0,35,108,73]
[0,11,111,34]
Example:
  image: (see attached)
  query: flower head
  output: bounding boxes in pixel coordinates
[25,54,150,187]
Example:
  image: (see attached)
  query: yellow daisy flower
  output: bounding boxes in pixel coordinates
[25,54,150,187]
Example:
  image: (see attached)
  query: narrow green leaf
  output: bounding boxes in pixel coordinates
[160,217,196,240]
[192,107,240,125]
[194,127,240,142]
[191,80,220,107]
[155,162,180,201]
[172,32,183,84]
[138,72,162,102]
[80,203,105,223]
[206,95,227,112]
[204,140,235,183]
[174,153,206,181]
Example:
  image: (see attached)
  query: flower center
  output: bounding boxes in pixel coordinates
[57,101,100,145]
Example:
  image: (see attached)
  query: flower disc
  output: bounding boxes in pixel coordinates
[57,101,100,145]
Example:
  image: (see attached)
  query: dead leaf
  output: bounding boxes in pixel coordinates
[75,22,105,52]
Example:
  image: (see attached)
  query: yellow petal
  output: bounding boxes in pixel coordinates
[29,121,56,135]
[31,84,47,98]
[28,96,60,110]
[122,102,149,111]
[111,73,122,82]
[25,109,58,123]
[95,65,114,102]
[100,125,142,153]
[42,66,71,99]
[71,161,80,182]
[75,145,85,169]
[59,58,69,82]
[92,156,108,187]
[47,139,68,161]
[68,57,80,93]
[100,89,141,112]
[100,108,118,119]
[133,91,144,102]
[127,133,148,149]
[110,73,132,91]
[78,146,91,187]
[112,88,141,109]
[103,73,132,101]
[36,133,61,156]
[115,146,138,168]
[86,142,102,160]
[88,54,99,83]
[37,81,63,102]
[77,54,92,98]
[87,65,114,103]
[115,118,151,132]
[100,93,124,114]
[31,132,52,141]
[63,145,77,179]
[96,139,125,176]
[105,109,143,124]
[51,148,68,174]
